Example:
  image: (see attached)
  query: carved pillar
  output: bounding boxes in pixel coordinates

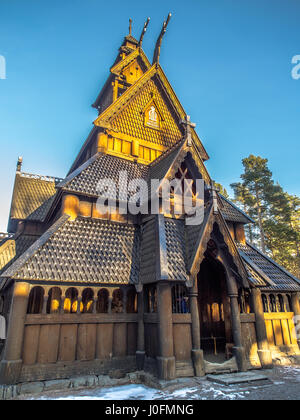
[156,282,175,380]
[42,292,48,314]
[0,282,30,384]
[92,296,97,314]
[60,293,66,314]
[123,288,127,314]
[108,289,113,314]
[229,293,247,372]
[283,295,290,312]
[136,289,145,370]
[291,292,300,348]
[189,280,205,376]
[77,296,82,314]
[251,288,273,368]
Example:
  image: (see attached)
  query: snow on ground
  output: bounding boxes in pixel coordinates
[32,384,251,401]
[24,366,300,400]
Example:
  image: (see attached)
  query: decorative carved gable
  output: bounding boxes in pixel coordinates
[100,77,183,155]
[121,59,145,85]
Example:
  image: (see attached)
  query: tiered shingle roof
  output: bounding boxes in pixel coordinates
[219,194,253,224]
[2,216,141,285]
[8,172,62,232]
[237,242,300,292]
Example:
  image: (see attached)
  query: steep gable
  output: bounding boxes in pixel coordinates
[94,65,209,164]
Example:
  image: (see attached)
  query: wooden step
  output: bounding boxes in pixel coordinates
[176,361,195,378]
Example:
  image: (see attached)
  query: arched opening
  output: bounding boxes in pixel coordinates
[27,286,44,314]
[144,284,157,313]
[97,289,109,313]
[47,287,62,314]
[238,289,250,314]
[197,257,232,363]
[82,288,94,313]
[126,289,137,313]
[64,288,78,314]
[111,289,123,313]
[269,294,277,313]
[278,294,285,313]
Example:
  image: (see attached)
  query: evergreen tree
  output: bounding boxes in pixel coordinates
[215,182,229,199]
[231,154,300,278]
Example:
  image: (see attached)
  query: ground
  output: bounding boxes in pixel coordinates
[17,366,300,400]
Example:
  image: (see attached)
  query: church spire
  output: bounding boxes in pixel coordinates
[153,13,172,65]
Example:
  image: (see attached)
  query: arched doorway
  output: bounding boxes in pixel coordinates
[197,256,233,363]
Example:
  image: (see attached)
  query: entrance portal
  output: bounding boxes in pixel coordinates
[198,257,232,363]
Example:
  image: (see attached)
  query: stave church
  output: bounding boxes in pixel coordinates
[0,16,300,385]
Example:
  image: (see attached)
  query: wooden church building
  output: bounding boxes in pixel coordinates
[0,17,300,385]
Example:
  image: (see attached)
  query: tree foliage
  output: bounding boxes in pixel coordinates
[230,155,300,278]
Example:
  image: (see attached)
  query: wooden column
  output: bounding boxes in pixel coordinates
[251,288,273,368]
[0,282,30,384]
[60,293,66,314]
[291,292,300,348]
[189,280,205,376]
[156,282,175,380]
[229,293,247,372]
[136,289,145,370]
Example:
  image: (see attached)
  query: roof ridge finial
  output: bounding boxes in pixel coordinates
[16,156,23,172]
[129,18,133,36]
[139,17,150,47]
[153,12,172,65]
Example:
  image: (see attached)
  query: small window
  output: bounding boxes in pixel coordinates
[126,289,137,313]
[97,289,109,313]
[111,289,123,313]
[82,288,94,313]
[47,287,62,314]
[144,285,157,313]
[172,284,190,314]
[64,288,78,314]
[278,295,285,313]
[27,287,44,314]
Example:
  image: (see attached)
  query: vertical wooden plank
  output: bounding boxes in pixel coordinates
[127,323,137,356]
[173,324,192,361]
[37,324,60,364]
[77,324,96,361]
[58,324,77,362]
[145,324,158,358]
[288,319,298,345]
[273,320,283,346]
[22,325,40,365]
[113,323,127,357]
[96,323,113,359]
[281,319,291,346]
[265,320,275,346]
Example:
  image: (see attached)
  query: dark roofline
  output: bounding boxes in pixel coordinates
[0,214,70,284]
[219,193,254,224]
[246,241,300,285]
[238,249,275,287]
[57,153,101,190]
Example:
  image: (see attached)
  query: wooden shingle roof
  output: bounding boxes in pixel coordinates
[237,242,300,292]
[1,216,141,285]
[8,172,62,230]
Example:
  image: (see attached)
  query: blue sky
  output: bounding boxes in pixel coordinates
[0,0,299,231]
